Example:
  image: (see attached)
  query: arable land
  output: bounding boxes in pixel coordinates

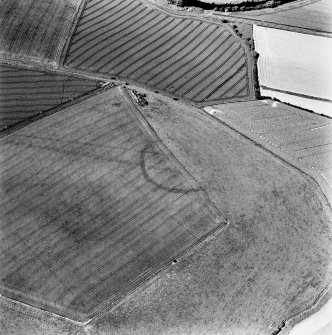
[253,25,332,117]
[0,64,101,128]
[86,88,332,335]
[228,0,332,35]
[0,87,223,321]
[64,0,252,104]
[0,0,84,66]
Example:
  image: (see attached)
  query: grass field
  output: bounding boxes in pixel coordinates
[0,64,101,128]
[85,89,332,335]
[206,100,332,201]
[64,0,251,104]
[0,87,223,321]
[0,0,83,65]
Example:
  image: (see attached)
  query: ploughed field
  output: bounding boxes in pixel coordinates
[0,64,100,128]
[0,87,222,321]
[64,0,251,104]
[0,0,83,65]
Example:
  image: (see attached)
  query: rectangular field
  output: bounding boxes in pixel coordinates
[253,25,332,116]
[0,87,223,321]
[0,64,100,128]
[0,0,83,65]
[64,0,251,104]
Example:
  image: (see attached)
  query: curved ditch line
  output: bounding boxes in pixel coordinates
[133,20,204,79]
[64,198,199,308]
[52,189,192,302]
[167,34,233,93]
[190,49,244,100]
[181,45,241,97]
[68,3,145,58]
[208,63,247,101]
[73,9,157,69]
[108,17,184,72]
[152,29,224,86]
[94,14,170,72]
[123,19,195,77]
[101,17,177,73]
[140,144,201,194]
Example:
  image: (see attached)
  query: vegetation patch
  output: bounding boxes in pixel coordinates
[168,0,298,12]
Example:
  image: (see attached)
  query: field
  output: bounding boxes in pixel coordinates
[0,64,101,128]
[0,0,83,66]
[230,0,332,35]
[64,0,251,104]
[208,100,332,198]
[253,25,332,116]
[86,89,332,335]
[0,87,223,321]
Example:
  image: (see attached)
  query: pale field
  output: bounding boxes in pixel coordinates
[260,88,332,117]
[289,296,332,335]
[254,25,332,115]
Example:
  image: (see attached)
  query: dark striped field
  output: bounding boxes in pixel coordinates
[0,87,223,320]
[0,64,100,128]
[0,0,83,65]
[65,0,251,104]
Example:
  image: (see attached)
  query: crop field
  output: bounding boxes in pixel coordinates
[208,100,332,196]
[0,64,100,128]
[0,0,83,65]
[64,0,251,104]
[253,25,332,116]
[233,0,332,35]
[0,87,222,320]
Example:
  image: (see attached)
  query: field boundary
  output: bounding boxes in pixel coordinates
[201,106,332,209]
[59,0,88,66]
[63,0,254,105]
[0,85,226,323]
[0,79,116,138]
[145,0,332,36]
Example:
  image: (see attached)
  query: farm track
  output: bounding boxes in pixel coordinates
[0,64,100,128]
[0,87,223,321]
[65,0,251,104]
